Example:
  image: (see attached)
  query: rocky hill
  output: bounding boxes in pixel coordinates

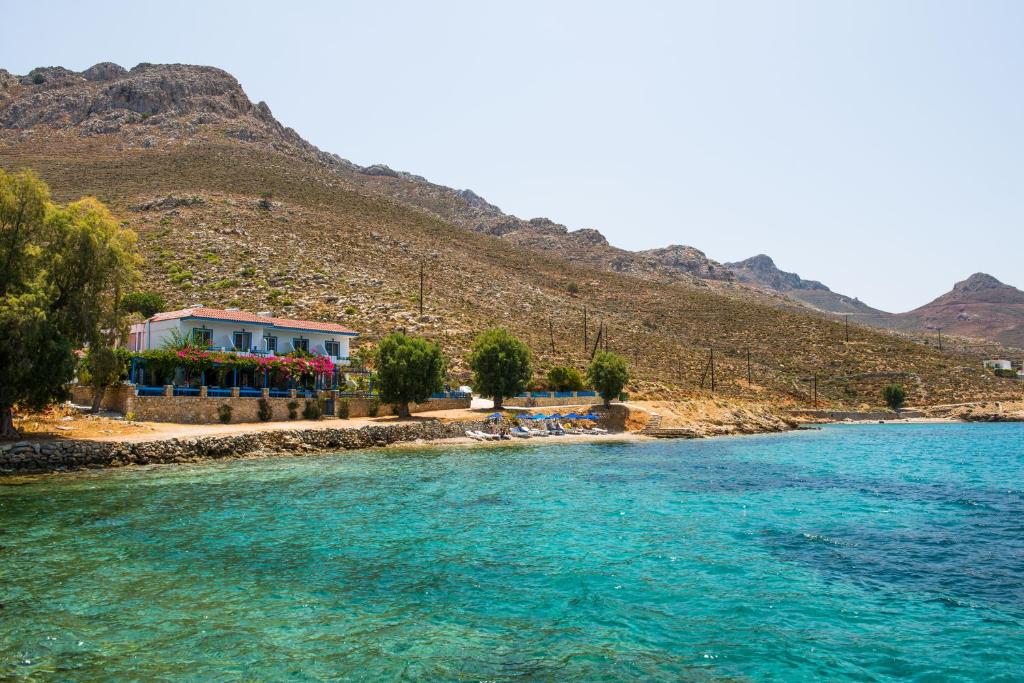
[893,273,1024,349]
[726,254,890,318]
[1,62,1018,406]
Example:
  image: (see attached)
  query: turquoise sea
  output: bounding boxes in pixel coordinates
[2,423,1023,680]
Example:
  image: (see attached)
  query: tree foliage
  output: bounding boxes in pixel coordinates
[883,383,907,411]
[81,346,131,412]
[0,169,139,437]
[122,291,165,318]
[468,328,532,409]
[547,365,585,392]
[588,351,629,407]
[375,332,446,418]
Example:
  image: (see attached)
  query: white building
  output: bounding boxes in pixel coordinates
[128,307,357,364]
[982,359,1012,371]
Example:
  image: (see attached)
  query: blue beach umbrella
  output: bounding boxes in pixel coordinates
[564,412,582,419]
[530,414,547,420]
[488,413,503,420]
[549,413,563,419]
[583,413,600,420]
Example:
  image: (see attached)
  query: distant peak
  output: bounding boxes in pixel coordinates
[953,272,1004,291]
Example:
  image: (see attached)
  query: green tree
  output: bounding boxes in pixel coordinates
[883,383,907,411]
[122,291,165,318]
[375,332,446,418]
[468,328,532,410]
[547,365,585,392]
[81,346,130,413]
[0,169,139,437]
[588,351,629,407]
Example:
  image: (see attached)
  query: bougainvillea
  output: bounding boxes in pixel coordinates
[133,349,335,384]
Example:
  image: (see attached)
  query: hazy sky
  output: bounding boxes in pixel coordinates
[3,1,1022,311]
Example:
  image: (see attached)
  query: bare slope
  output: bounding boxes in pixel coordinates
[1,62,1018,405]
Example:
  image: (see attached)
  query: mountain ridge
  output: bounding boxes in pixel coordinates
[1,61,1018,404]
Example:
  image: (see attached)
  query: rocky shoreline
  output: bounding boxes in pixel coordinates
[0,420,490,475]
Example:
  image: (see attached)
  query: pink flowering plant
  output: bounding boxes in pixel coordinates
[133,348,335,386]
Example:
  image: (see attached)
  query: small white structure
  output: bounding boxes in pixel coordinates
[128,307,357,364]
[982,359,1012,371]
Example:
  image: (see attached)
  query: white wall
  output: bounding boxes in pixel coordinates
[144,317,353,359]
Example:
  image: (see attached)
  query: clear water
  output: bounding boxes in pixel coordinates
[2,423,1023,681]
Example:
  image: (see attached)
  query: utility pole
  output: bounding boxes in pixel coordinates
[845,315,849,343]
[937,327,943,351]
[710,347,716,391]
[418,262,424,316]
[747,348,752,386]
[583,306,588,355]
[813,374,818,407]
[549,319,555,354]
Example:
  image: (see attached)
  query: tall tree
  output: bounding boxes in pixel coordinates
[0,169,139,437]
[375,332,446,419]
[468,328,532,410]
[587,351,629,407]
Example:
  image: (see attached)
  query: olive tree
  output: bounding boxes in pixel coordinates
[587,351,629,407]
[375,332,447,419]
[468,328,532,410]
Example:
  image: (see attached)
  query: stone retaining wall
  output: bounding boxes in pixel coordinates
[0,420,488,475]
[69,385,470,424]
[787,409,900,421]
[68,384,134,413]
[503,396,604,408]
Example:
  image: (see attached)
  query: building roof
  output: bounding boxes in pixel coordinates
[147,307,358,335]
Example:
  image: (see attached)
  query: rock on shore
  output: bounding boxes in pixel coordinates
[0,420,487,475]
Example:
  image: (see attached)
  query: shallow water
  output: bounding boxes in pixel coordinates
[2,423,1023,680]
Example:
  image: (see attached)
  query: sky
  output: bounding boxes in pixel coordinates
[2,0,1022,312]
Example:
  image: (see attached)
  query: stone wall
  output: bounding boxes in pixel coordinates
[0,420,489,475]
[787,408,900,421]
[69,385,470,424]
[503,395,605,408]
[69,384,134,413]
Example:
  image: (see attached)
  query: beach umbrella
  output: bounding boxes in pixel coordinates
[564,412,582,419]
[549,413,563,419]
[583,413,600,420]
[487,412,503,420]
[530,413,547,420]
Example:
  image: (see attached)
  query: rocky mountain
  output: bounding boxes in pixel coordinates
[1,61,1017,405]
[0,63,733,286]
[726,254,888,317]
[894,273,1024,349]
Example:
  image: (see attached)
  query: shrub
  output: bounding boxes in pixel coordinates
[32,72,45,84]
[218,404,233,423]
[883,383,907,411]
[547,366,585,392]
[468,328,532,410]
[368,398,380,417]
[587,352,629,407]
[257,398,273,421]
[337,399,349,419]
[287,400,299,420]
[375,332,447,418]
[344,306,357,315]
[258,191,273,210]
[566,281,580,295]
[302,400,323,420]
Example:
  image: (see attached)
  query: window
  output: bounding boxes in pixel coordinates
[325,340,340,358]
[233,331,252,351]
[293,338,309,353]
[265,336,278,353]
[192,328,213,346]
